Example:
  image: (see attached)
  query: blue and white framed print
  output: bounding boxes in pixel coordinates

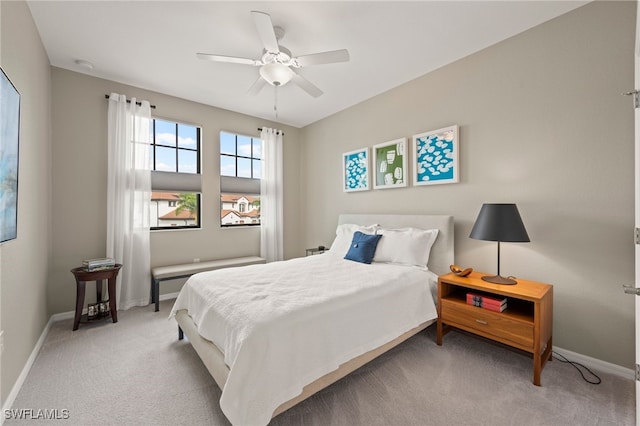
[373,138,407,189]
[413,125,459,186]
[342,148,370,192]
[0,67,20,243]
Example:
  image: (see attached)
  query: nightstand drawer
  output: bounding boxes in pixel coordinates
[441,300,534,348]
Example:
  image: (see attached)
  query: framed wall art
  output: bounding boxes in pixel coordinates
[342,147,370,192]
[0,67,20,243]
[413,125,458,186]
[373,138,407,189]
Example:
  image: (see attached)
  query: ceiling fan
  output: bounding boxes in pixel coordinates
[197,11,350,98]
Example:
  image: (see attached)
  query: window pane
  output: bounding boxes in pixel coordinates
[178,149,197,174]
[252,138,261,159]
[178,124,198,149]
[151,191,200,229]
[237,135,252,158]
[156,146,176,172]
[221,193,261,226]
[220,132,236,155]
[220,155,236,177]
[155,120,176,147]
[253,159,262,179]
[237,157,252,178]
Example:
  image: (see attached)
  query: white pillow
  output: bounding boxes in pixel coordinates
[329,223,379,257]
[373,227,439,268]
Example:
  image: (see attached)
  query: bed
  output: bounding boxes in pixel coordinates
[170,214,454,425]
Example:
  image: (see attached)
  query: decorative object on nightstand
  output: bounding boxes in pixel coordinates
[450,264,473,277]
[306,246,327,256]
[469,203,530,285]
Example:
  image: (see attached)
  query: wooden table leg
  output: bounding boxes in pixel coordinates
[154,279,160,312]
[73,280,86,331]
[107,276,118,323]
[533,352,541,386]
[96,279,103,304]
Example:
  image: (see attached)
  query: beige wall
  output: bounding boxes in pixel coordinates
[0,1,52,406]
[1,1,636,408]
[300,1,636,368]
[49,68,302,312]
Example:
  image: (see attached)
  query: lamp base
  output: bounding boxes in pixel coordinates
[481,275,517,285]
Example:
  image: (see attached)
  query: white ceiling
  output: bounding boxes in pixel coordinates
[27,1,587,128]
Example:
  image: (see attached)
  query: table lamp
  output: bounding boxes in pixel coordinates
[469,203,530,285]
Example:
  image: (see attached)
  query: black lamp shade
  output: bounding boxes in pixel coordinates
[470,204,530,243]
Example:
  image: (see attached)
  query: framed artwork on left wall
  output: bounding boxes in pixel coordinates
[0,67,21,243]
[342,147,370,192]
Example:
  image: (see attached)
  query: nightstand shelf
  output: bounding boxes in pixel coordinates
[437,271,553,386]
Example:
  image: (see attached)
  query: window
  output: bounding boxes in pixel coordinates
[220,131,261,179]
[151,191,200,228]
[151,119,200,174]
[150,119,202,230]
[220,131,261,227]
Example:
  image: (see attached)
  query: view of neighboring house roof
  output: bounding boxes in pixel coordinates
[152,192,180,201]
[221,209,238,220]
[160,209,194,220]
[221,193,259,203]
[242,209,260,218]
[221,209,260,220]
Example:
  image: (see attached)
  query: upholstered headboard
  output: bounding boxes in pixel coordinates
[338,214,454,276]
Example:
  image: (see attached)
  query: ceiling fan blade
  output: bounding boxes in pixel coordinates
[247,77,267,96]
[251,11,279,53]
[196,53,261,66]
[294,49,350,67]
[291,72,323,98]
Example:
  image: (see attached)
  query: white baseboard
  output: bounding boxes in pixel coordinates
[51,310,75,321]
[1,315,55,425]
[553,346,634,380]
[159,292,179,302]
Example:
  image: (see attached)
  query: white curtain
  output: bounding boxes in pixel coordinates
[260,128,284,262]
[107,93,152,310]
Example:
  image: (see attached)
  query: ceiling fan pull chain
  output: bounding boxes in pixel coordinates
[274,85,278,119]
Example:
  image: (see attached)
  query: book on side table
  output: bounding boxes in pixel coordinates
[466,292,507,312]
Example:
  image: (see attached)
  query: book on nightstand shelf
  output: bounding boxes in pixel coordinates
[477,302,507,312]
[466,292,507,312]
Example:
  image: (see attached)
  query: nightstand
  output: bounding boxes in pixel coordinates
[306,246,327,256]
[437,271,553,386]
[70,264,122,331]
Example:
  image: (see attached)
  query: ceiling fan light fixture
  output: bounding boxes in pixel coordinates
[260,62,293,87]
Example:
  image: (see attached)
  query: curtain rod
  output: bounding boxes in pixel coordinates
[104,94,156,109]
[257,127,284,135]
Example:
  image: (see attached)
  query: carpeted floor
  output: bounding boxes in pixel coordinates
[6,299,635,425]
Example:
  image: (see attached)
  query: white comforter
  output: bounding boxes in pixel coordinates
[169,253,438,425]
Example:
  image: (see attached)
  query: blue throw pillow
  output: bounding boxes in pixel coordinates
[344,231,383,264]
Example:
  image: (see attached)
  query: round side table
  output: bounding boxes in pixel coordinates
[70,264,122,331]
